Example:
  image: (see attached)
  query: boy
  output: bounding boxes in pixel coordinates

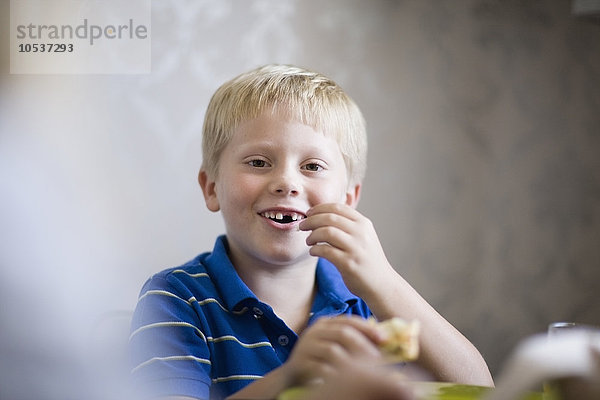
[129,65,493,400]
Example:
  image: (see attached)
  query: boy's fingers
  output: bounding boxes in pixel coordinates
[299,211,355,234]
[305,226,351,248]
[306,203,361,220]
[326,316,388,344]
[308,244,347,269]
[300,317,381,359]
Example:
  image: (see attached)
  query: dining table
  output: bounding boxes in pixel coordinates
[277,381,544,400]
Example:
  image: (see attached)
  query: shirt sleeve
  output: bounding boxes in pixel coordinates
[129,274,212,399]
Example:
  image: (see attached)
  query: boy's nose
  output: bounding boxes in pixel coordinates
[275,186,299,195]
[272,180,300,196]
[270,168,301,196]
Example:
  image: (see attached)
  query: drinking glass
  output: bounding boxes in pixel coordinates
[544,322,600,399]
[548,322,600,338]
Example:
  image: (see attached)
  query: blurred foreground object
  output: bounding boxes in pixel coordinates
[487,327,600,400]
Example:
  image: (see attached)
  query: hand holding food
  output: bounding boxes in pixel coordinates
[374,317,421,363]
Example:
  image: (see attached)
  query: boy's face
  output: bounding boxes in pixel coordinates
[200,111,361,269]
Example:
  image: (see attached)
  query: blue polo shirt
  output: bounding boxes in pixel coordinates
[129,235,372,400]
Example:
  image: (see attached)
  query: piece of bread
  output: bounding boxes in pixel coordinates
[375,317,420,362]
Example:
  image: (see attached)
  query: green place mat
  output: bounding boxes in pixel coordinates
[412,382,542,400]
[278,381,543,400]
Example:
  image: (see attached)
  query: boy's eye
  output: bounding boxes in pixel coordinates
[303,163,323,172]
[249,159,269,168]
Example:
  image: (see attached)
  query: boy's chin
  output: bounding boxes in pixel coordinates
[227,231,313,267]
[260,245,314,266]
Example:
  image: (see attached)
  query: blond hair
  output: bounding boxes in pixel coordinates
[201,64,367,186]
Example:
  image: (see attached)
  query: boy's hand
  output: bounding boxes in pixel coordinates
[282,316,386,386]
[299,203,395,299]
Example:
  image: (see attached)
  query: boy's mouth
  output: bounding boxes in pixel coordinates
[259,210,306,224]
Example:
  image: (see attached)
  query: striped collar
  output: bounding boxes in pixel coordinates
[203,235,257,313]
[204,235,359,314]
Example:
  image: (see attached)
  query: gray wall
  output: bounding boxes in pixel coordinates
[1,0,599,380]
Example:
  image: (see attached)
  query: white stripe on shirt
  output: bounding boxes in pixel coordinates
[130,322,272,350]
[172,270,210,278]
[207,335,272,349]
[193,297,228,312]
[139,292,231,315]
[212,374,263,383]
[129,321,207,342]
[132,355,211,374]
[138,289,189,303]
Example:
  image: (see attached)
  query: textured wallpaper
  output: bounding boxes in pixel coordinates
[1,0,599,383]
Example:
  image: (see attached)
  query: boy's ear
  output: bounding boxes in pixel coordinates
[198,170,220,212]
[345,183,362,209]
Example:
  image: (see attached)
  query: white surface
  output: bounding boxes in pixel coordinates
[487,331,600,400]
